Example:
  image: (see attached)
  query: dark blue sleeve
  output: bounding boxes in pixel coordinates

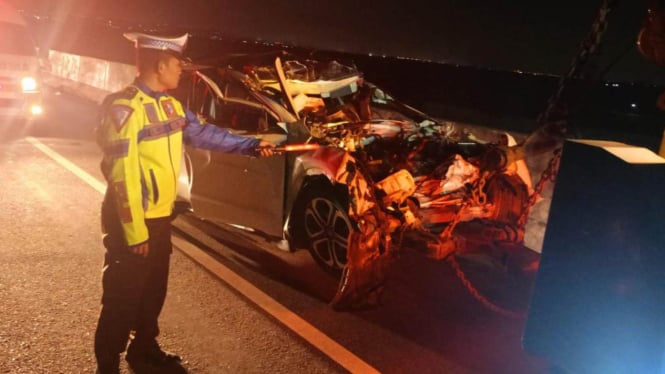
[182,109,260,155]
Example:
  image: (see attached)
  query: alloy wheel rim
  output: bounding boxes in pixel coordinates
[304,197,350,270]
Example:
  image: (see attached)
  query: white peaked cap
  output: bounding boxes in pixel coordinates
[123,32,189,55]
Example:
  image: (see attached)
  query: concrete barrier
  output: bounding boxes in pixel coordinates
[45,50,135,103]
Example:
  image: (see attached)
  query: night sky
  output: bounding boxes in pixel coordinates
[11,0,665,84]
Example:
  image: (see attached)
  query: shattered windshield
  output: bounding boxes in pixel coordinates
[283,59,360,81]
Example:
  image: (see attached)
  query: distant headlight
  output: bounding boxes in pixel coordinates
[30,104,43,116]
[21,77,38,92]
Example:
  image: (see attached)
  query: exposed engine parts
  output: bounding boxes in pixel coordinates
[235,56,544,310]
[271,59,536,309]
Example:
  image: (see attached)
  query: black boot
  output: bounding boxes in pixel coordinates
[126,340,181,368]
[95,354,120,374]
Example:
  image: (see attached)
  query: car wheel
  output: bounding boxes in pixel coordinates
[302,193,353,274]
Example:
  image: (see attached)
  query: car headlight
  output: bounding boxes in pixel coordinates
[30,104,43,116]
[21,76,38,92]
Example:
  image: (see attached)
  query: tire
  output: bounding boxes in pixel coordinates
[301,190,354,275]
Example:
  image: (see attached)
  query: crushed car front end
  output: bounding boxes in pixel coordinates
[177,53,537,308]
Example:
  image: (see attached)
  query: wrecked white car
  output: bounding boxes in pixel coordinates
[173,53,536,308]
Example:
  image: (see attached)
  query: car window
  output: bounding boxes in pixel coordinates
[181,70,286,135]
[211,100,284,134]
[179,75,223,124]
[224,79,254,102]
[194,79,214,117]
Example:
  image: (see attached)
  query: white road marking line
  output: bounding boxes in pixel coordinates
[173,235,380,374]
[26,137,106,194]
[27,136,381,374]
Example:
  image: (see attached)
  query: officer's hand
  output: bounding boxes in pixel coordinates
[256,140,276,157]
[130,242,149,257]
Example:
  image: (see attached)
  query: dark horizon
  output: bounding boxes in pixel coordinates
[10,0,665,85]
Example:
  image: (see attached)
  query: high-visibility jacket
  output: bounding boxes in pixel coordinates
[98,81,260,246]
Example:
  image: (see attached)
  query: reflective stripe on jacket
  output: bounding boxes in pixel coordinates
[98,82,260,246]
[99,85,185,245]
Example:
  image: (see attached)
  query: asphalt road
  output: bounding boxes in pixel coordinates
[0,90,551,373]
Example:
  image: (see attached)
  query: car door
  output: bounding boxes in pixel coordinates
[185,73,288,237]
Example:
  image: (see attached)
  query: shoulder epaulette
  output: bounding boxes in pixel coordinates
[102,86,138,105]
[97,86,139,131]
[117,86,139,100]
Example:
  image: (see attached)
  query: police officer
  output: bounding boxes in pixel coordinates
[94,32,274,373]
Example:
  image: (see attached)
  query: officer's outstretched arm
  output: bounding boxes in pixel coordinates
[182,109,261,155]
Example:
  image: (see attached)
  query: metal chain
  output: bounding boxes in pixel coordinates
[448,0,616,318]
[471,171,489,206]
[518,0,615,230]
[439,172,526,319]
[447,255,526,319]
[440,170,490,239]
[440,201,467,239]
[434,171,524,318]
[537,0,615,127]
[516,149,562,228]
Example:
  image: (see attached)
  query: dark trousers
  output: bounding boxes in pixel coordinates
[94,213,173,365]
